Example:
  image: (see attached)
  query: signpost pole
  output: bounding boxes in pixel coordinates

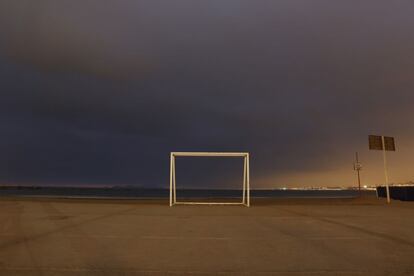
[355,152,361,196]
[381,136,391,203]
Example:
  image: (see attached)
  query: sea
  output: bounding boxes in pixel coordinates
[0,186,375,199]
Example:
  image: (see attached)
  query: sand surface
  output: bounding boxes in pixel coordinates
[1,196,414,275]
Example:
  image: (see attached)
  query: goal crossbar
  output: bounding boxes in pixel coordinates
[169,152,250,207]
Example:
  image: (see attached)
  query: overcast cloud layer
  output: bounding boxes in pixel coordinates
[1,1,414,188]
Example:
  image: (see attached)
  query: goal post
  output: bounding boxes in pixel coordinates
[169,152,250,207]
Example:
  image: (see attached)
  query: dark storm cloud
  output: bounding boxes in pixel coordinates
[1,0,414,187]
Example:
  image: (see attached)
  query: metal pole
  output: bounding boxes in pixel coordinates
[242,156,247,205]
[170,153,173,206]
[173,155,176,204]
[246,153,250,207]
[381,136,390,203]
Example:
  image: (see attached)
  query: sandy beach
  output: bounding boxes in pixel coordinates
[1,196,414,275]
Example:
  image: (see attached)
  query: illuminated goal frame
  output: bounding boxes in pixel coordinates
[169,152,250,207]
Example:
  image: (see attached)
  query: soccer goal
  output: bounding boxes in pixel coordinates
[169,152,250,207]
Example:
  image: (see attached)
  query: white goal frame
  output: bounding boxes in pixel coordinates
[169,152,250,207]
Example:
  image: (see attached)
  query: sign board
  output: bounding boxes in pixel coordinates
[384,136,396,151]
[368,135,396,151]
[368,135,382,150]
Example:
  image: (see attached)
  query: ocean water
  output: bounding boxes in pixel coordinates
[0,187,374,199]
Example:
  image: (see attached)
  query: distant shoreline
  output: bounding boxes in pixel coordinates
[0,185,376,190]
[0,186,375,199]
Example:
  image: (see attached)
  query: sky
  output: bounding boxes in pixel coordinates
[1,1,414,188]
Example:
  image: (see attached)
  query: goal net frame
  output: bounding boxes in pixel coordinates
[169,152,250,207]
